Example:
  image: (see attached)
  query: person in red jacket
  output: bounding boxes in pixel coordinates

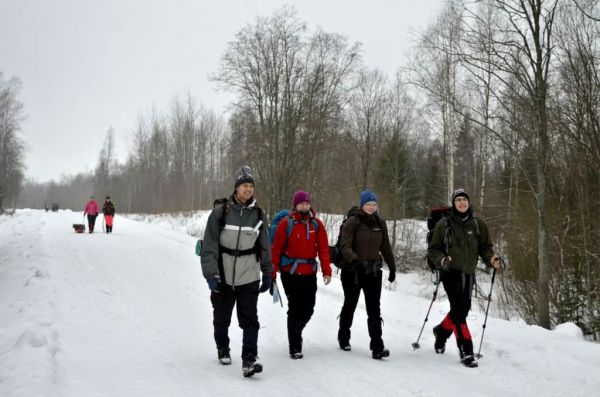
[271,190,332,359]
[83,196,100,233]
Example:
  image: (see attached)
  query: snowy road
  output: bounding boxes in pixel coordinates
[1,210,599,397]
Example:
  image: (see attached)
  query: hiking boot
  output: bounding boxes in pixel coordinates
[433,325,446,354]
[461,354,479,368]
[217,347,231,365]
[372,348,390,359]
[339,340,351,351]
[289,345,304,359]
[242,355,263,377]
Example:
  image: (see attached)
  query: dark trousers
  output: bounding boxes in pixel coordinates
[338,268,384,351]
[210,281,260,358]
[437,271,475,355]
[280,272,317,353]
[87,214,97,232]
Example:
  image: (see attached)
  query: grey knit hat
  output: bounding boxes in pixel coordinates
[234,165,254,188]
[451,188,470,205]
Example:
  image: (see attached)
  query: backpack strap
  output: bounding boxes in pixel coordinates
[285,215,295,239]
[280,256,318,275]
[281,214,320,274]
[216,199,229,230]
[215,200,229,284]
[311,219,319,234]
[285,215,319,240]
[442,217,452,256]
[220,246,257,257]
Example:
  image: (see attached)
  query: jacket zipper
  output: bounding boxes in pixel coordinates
[231,207,244,290]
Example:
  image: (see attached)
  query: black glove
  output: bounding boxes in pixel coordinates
[388,269,396,283]
[269,279,276,296]
[259,274,271,293]
[440,256,452,271]
[207,278,219,292]
[352,260,368,270]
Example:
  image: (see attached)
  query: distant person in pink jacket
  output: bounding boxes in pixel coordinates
[83,196,100,233]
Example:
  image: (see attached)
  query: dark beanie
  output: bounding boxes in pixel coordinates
[234,165,254,188]
[359,190,378,207]
[451,188,470,205]
[292,190,311,207]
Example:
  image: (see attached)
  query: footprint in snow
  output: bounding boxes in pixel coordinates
[23,269,50,286]
[14,324,59,356]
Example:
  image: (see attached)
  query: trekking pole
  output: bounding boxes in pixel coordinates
[412,270,441,350]
[476,257,506,359]
[102,215,106,233]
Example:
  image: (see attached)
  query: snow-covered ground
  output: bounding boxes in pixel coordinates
[1,210,599,397]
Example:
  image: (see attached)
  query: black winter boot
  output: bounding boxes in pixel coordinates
[338,328,351,351]
[287,318,304,359]
[458,340,478,367]
[433,325,447,354]
[460,353,479,368]
[372,348,390,359]
[217,347,231,365]
[289,346,304,360]
[242,354,263,377]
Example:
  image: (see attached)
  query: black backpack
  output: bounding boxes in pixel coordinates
[328,206,364,268]
[426,206,479,272]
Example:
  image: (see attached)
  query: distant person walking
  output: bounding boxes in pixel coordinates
[83,196,99,233]
[102,196,116,234]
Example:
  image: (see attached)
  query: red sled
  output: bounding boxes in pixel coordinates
[73,224,85,233]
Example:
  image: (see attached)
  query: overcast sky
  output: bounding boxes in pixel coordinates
[0,0,443,182]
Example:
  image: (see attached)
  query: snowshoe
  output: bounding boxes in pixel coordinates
[372,348,390,359]
[290,350,304,360]
[242,356,262,377]
[217,347,231,365]
[433,325,446,354]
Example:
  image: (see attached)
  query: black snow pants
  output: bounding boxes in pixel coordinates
[338,267,384,351]
[280,272,317,353]
[211,280,260,359]
[87,214,97,232]
[437,270,475,356]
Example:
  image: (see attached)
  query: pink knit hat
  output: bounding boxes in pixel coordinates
[292,190,311,207]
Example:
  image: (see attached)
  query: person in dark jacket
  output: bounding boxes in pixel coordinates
[428,188,501,368]
[271,190,332,359]
[338,190,397,359]
[102,196,116,234]
[201,166,273,378]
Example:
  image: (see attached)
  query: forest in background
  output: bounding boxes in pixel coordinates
[3,1,599,339]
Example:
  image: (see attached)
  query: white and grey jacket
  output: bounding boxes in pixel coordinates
[201,196,272,287]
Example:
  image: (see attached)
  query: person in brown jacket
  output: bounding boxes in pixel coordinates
[338,189,396,359]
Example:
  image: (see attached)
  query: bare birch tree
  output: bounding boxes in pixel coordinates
[0,73,26,212]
